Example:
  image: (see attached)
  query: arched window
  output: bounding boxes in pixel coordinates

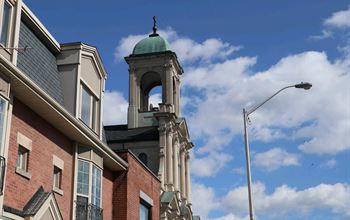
[138,153,148,166]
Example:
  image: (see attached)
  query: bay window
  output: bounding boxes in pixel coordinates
[75,146,103,220]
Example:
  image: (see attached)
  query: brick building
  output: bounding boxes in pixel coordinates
[0,1,198,219]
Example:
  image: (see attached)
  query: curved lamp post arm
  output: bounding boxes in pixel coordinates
[246,82,312,116]
[246,85,294,116]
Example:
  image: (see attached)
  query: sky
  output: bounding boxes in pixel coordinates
[24,1,350,219]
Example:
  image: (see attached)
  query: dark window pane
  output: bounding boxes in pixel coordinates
[138,153,148,166]
[76,196,88,220]
[81,86,91,126]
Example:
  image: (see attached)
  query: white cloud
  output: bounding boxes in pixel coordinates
[191,182,219,218]
[183,51,350,155]
[191,181,350,219]
[322,159,337,169]
[324,6,350,28]
[210,214,249,220]
[114,27,240,63]
[149,93,162,108]
[171,37,241,63]
[309,29,333,40]
[114,34,146,61]
[253,148,300,171]
[222,182,350,217]
[191,152,232,177]
[232,167,245,175]
[103,90,128,125]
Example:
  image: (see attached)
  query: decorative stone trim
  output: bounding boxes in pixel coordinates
[15,167,31,180]
[52,155,64,170]
[17,132,32,151]
[140,191,154,206]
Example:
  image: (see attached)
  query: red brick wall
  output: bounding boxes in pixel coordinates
[4,99,74,220]
[114,152,160,220]
[102,168,114,220]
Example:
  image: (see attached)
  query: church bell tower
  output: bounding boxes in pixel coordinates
[124,17,194,219]
[125,18,182,129]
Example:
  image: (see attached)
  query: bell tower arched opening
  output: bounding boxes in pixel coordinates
[139,71,163,112]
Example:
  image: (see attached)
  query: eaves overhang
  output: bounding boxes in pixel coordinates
[0,55,128,171]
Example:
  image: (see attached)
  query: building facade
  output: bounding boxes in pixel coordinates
[0,1,198,219]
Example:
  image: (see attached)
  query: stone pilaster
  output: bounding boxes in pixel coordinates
[185,151,191,203]
[173,133,179,191]
[127,67,138,128]
[158,123,167,190]
[180,144,186,199]
[165,124,174,191]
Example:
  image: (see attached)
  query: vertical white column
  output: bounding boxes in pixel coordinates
[173,136,179,191]
[180,145,186,198]
[166,125,173,191]
[158,124,167,190]
[174,77,180,116]
[185,151,191,203]
[165,63,173,110]
[128,68,138,128]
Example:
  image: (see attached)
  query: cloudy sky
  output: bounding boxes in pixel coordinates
[25,0,350,219]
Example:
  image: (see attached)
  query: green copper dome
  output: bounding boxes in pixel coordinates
[132,34,171,55]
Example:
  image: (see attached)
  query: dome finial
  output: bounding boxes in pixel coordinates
[150,16,159,37]
[153,16,157,34]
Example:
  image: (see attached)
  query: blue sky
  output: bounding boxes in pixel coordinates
[24,1,350,219]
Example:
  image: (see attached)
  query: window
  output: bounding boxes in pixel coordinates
[53,166,62,189]
[80,85,98,131]
[0,1,12,46]
[52,155,64,195]
[140,202,151,220]
[76,159,102,220]
[16,146,28,171]
[138,153,148,166]
[16,133,32,179]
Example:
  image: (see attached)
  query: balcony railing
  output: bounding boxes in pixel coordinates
[0,156,5,195]
[75,201,103,220]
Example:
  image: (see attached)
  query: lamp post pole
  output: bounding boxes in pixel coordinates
[243,82,312,220]
[243,108,254,220]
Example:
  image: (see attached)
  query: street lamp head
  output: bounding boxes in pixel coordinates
[294,82,312,90]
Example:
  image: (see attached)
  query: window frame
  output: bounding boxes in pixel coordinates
[15,145,31,179]
[79,83,98,132]
[0,0,13,48]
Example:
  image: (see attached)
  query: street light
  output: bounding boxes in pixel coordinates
[243,82,312,220]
